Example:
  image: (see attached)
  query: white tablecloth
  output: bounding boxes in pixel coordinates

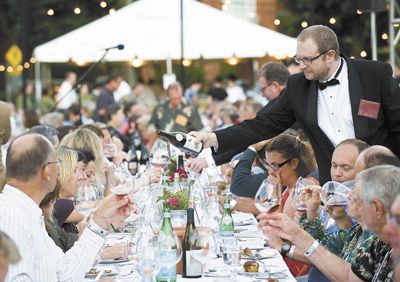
[84,212,296,282]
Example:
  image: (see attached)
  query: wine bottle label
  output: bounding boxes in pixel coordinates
[184,135,202,153]
[157,251,177,280]
[185,250,202,276]
[219,230,234,237]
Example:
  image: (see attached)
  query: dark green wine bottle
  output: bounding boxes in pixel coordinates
[182,208,202,278]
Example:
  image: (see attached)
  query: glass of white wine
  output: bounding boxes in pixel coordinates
[190,229,217,278]
[109,163,134,196]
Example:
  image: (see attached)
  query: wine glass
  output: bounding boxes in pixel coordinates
[320,180,353,206]
[292,177,316,212]
[137,233,160,280]
[149,138,171,169]
[150,201,164,236]
[221,238,241,281]
[157,233,182,282]
[190,229,217,278]
[74,184,99,217]
[254,179,281,213]
[109,163,134,195]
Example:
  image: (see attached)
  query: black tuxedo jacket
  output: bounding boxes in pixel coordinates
[214,56,400,184]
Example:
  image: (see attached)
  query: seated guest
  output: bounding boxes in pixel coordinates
[0,101,11,191]
[0,133,133,281]
[262,133,317,277]
[259,164,400,281]
[53,147,90,233]
[0,231,20,282]
[39,162,128,260]
[384,194,400,281]
[28,125,60,146]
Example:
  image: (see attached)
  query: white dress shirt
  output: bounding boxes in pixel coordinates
[0,184,105,282]
[317,58,355,147]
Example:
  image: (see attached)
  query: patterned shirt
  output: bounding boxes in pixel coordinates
[300,213,348,255]
[351,240,393,282]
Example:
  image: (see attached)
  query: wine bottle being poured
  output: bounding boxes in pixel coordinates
[157,130,203,156]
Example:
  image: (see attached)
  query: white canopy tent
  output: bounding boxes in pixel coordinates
[33,0,296,62]
[33,0,297,101]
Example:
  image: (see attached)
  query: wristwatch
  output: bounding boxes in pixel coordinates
[280,242,292,257]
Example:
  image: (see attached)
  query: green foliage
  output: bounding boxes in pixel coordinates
[158,188,189,211]
[0,0,129,63]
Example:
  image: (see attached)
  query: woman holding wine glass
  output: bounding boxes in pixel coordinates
[255,133,317,277]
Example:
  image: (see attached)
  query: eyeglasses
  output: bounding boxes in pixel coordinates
[260,82,274,92]
[45,158,62,168]
[386,211,400,227]
[264,157,295,170]
[294,50,329,65]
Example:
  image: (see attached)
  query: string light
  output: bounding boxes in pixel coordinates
[6,66,13,73]
[360,51,367,57]
[131,56,143,68]
[274,19,280,26]
[301,21,308,28]
[382,33,389,40]
[394,24,399,28]
[0,65,5,72]
[74,7,81,14]
[29,57,37,64]
[109,8,116,14]
[47,9,54,16]
[16,65,23,71]
[23,62,30,69]
[182,59,192,67]
[329,17,336,24]
[356,9,362,15]
[100,1,107,8]
[350,56,355,59]
[227,55,238,66]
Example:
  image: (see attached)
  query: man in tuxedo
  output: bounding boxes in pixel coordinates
[191,25,400,184]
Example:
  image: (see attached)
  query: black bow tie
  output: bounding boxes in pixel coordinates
[318,78,339,90]
[318,58,343,91]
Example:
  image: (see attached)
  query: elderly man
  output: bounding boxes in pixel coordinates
[191,25,400,185]
[148,82,203,133]
[260,165,400,281]
[384,194,400,281]
[0,133,132,281]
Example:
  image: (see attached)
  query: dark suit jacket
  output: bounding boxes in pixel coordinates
[214,56,400,184]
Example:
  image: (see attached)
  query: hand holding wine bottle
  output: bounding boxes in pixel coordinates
[188,131,218,149]
[158,130,203,156]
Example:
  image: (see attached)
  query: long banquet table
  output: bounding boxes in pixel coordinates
[84,212,296,282]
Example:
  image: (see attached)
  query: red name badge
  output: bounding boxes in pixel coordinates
[358,99,380,119]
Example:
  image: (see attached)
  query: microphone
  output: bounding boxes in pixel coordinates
[103,44,124,51]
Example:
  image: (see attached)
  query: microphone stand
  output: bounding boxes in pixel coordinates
[52,50,110,113]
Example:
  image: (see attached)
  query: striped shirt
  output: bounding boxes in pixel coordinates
[0,184,105,281]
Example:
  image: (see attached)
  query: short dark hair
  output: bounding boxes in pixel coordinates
[28,125,58,145]
[105,103,122,122]
[336,138,369,155]
[76,148,95,164]
[258,62,290,86]
[6,134,53,181]
[123,101,137,116]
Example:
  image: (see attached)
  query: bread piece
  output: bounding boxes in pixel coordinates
[242,247,253,257]
[243,260,259,272]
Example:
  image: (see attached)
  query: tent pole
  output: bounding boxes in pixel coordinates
[180,0,185,86]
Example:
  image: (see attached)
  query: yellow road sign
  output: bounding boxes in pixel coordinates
[5,44,22,67]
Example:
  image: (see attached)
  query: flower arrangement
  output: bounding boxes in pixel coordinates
[165,157,188,182]
[158,188,189,210]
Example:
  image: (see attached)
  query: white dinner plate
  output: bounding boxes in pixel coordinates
[85,268,117,278]
[99,258,130,264]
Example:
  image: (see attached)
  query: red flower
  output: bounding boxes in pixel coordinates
[167,198,180,206]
